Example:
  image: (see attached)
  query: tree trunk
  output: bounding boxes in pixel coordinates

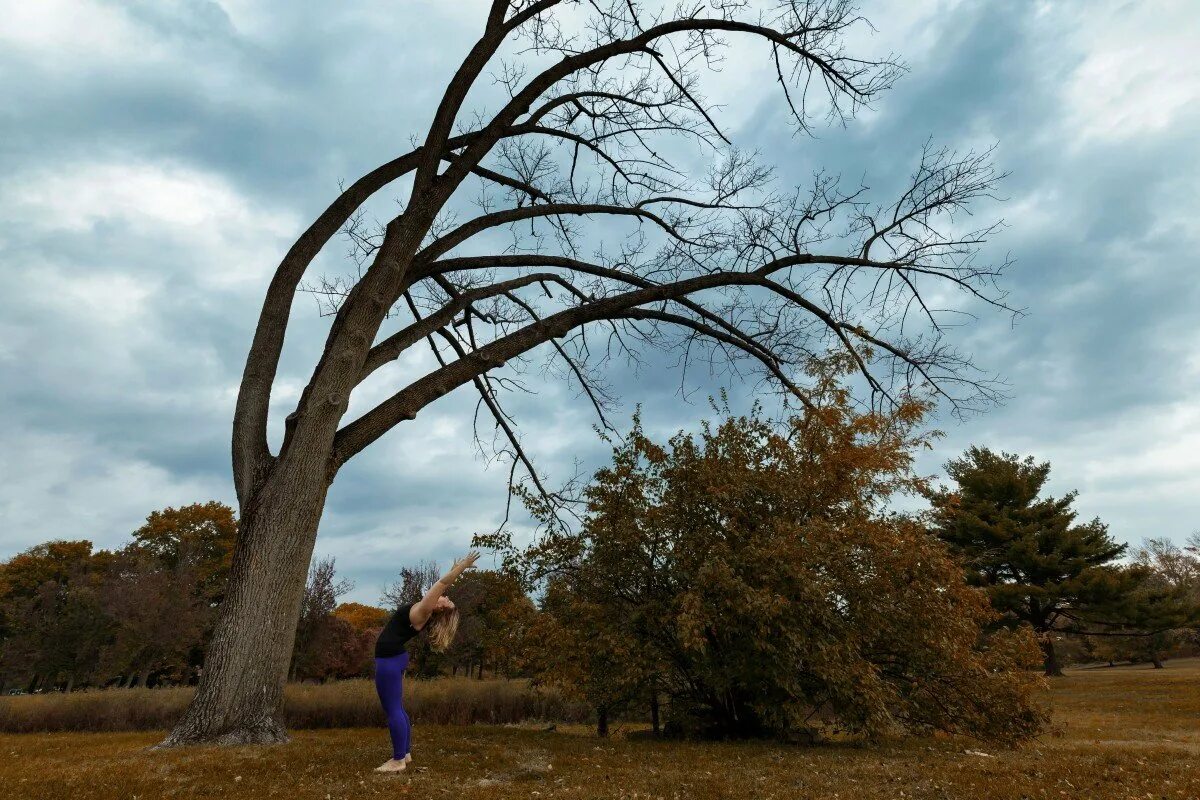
[650,684,661,736]
[64,674,75,693]
[157,473,329,747]
[597,706,609,738]
[1041,637,1064,677]
[1151,653,1164,669]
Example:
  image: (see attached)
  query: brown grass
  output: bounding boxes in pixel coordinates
[2,660,1199,799]
[0,677,590,733]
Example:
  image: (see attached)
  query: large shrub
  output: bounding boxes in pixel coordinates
[489,363,1048,741]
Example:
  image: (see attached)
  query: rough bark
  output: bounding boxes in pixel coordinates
[1042,638,1064,678]
[157,468,330,747]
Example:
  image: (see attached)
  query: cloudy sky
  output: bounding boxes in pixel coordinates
[1,0,1197,605]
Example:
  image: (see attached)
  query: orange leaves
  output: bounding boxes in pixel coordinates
[333,602,390,632]
[499,365,1047,741]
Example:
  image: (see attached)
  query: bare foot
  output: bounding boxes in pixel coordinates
[374,759,407,773]
[404,754,412,764]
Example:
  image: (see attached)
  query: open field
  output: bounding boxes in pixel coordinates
[3,660,1198,800]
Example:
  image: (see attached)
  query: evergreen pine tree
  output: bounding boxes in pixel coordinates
[931,447,1136,676]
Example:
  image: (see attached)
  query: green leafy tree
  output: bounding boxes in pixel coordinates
[1120,538,1200,667]
[930,447,1140,676]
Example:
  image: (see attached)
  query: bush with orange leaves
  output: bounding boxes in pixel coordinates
[489,359,1049,742]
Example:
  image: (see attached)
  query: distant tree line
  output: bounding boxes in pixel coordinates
[0,504,531,694]
[0,502,235,694]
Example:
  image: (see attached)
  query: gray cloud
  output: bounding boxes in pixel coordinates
[1,0,1196,604]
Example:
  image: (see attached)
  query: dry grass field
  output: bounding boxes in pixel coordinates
[2,660,1198,800]
[0,677,588,733]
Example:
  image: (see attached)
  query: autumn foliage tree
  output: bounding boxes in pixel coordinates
[290,558,354,682]
[520,578,653,737]
[0,541,106,693]
[0,504,238,693]
[332,602,389,632]
[162,0,1019,745]
[929,448,1142,676]
[131,502,237,609]
[489,366,1047,741]
[96,548,211,688]
[441,568,536,678]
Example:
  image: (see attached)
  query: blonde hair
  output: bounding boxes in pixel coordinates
[426,606,460,652]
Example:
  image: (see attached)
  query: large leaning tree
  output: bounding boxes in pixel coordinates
[160,0,1014,746]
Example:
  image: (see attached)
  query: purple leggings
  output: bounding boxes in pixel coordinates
[374,652,411,759]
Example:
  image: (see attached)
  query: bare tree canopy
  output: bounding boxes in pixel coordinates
[162,0,1015,747]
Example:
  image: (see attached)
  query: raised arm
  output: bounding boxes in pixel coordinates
[409,551,480,629]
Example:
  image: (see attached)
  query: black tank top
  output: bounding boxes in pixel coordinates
[375,603,420,658]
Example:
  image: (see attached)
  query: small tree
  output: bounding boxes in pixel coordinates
[332,602,390,678]
[930,447,1139,676]
[290,558,353,681]
[1122,538,1200,667]
[440,568,531,678]
[521,579,649,737]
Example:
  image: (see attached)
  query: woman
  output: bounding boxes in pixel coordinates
[373,551,479,773]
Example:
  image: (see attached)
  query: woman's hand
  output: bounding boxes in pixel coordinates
[443,551,480,584]
[414,552,480,628]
